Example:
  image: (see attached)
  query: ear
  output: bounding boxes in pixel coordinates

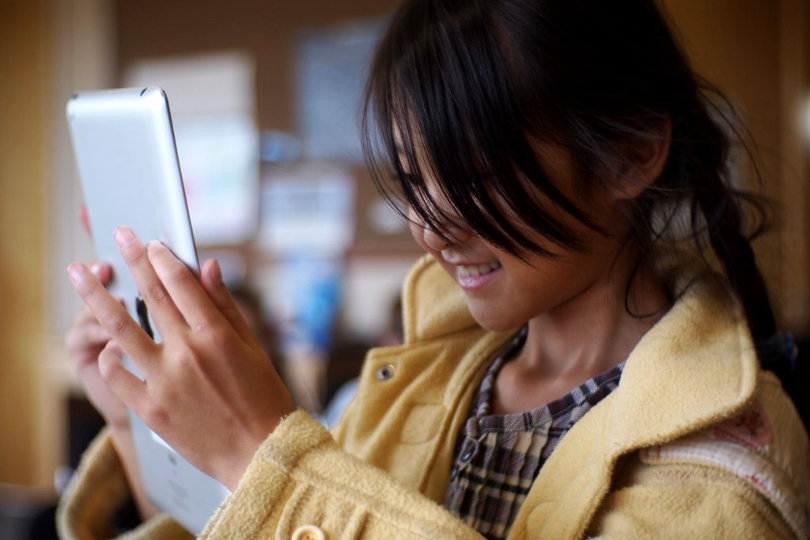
[610,118,672,200]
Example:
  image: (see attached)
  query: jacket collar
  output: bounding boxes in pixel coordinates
[607,273,758,450]
[401,255,479,342]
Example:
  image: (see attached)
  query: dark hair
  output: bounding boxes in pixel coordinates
[362,0,806,423]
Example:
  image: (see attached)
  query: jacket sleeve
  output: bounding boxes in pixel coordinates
[199,409,483,539]
[58,412,484,540]
[586,456,797,539]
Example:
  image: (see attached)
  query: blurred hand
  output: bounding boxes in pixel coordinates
[67,227,295,491]
[65,262,130,429]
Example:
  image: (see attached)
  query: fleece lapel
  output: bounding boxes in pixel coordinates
[607,275,759,448]
[509,275,759,539]
[334,255,515,502]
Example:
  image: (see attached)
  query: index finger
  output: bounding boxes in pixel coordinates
[145,241,226,333]
[67,262,158,369]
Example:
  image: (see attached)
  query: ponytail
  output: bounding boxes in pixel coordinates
[696,181,776,341]
[694,139,808,428]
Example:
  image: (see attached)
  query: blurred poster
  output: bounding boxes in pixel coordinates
[258,161,355,256]
[281,255,343,352]
[295,17,386,162]
[125,51,260,246]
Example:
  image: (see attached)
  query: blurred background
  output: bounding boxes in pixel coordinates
[1,0,808,537]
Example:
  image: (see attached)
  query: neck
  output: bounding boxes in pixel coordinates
[491,249,670,415]
[518,252,670,378]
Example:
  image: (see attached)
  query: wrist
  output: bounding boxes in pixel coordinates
[219,410,295,491]
[107,419,136,459]
[106,414,132,436]
[105,417,161,521]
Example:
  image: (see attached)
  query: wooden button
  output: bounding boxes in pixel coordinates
[292,524,326,540]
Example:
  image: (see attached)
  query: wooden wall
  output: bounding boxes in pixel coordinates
[663,0,810,335]
[0,0,47,485]
[115,0,401,132]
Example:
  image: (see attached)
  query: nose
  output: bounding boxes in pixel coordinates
[423,224,450,251]
[408,206,472,253]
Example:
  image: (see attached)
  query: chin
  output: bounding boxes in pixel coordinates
[468,304,526,333]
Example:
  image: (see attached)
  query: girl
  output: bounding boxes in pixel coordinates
[60,0,809,538]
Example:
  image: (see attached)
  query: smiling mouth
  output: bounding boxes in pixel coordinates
[457,262,501,278]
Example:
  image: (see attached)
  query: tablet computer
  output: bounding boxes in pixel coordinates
[66,87,229,534]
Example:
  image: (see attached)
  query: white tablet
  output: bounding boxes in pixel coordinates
[66,87,229,534]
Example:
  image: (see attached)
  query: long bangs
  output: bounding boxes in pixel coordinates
[362,0,592,257]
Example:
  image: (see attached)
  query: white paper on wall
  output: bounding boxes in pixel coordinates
[258,161,355,257]
[125,51,260,246]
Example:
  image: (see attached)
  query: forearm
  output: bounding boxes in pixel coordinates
[108,422,160,522]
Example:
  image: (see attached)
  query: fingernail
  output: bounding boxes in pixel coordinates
[114,226,134,247]
[67,263,88,287]
[145,241,167,261]
[210,259,222,283]
[90,262,103,277]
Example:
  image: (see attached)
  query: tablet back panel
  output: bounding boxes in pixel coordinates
[67,88,229,534]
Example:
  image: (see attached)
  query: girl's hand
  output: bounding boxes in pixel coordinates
[66,227,295,491]
[65,262,131,429]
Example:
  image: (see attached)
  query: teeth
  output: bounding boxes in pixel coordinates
[457,262,501,278]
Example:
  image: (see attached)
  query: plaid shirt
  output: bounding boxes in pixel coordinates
[443,328,625,539]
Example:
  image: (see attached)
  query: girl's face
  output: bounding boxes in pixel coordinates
[408,143,632,331]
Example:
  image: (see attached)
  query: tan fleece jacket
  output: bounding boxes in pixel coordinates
[58,255,810,539]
